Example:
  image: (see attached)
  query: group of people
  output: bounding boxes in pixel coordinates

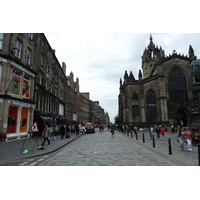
[149,124,198,152]
[116,124,138,135]
[40,123,87,146]
[149,125,167,140]
[175,126,200,152]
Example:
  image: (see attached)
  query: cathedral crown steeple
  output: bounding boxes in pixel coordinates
[141,34,165,78]
[150,33,152,41]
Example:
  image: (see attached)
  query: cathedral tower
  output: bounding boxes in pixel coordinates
[141,34,165,78]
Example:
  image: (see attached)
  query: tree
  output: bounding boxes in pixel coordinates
[114,115,119,124]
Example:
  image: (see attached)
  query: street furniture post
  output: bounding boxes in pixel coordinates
[136,132,138,140]
[198,143,200,166]
[168,139,173,155]
[143,133,145,143]
[152,135,155,148]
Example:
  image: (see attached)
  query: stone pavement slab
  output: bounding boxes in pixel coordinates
[0,134,82,163]
[35,130,181,166]
[121,130,200,166]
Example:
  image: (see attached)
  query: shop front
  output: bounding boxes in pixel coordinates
[33,111,60,136]
[6,100,35,141]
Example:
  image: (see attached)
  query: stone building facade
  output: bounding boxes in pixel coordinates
[0,33,110,141]
[119,35,194,127]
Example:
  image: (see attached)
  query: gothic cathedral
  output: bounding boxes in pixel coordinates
[118,34,195,127]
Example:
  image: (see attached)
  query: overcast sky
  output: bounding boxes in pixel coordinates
[3,1,200,123]
[44,33,200,123]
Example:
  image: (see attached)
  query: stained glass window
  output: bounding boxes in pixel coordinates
[168,67,188,102]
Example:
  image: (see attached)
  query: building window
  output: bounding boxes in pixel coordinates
[7,71,21,96]
[146,89,157,115]
[59,104,64,115]
[67,79,70,86]
[38,93,41,110]
[50,82,53,93]
[47,63,49,73]
[7,71,31,99]
[168,66,188,102]
[26,48,32,65]
[28,33,33,40]
[15,39,22,59]
[22,75,30,99]
[0,64,2,83]
[38,71,42,85]
[0,33,3,49]
[41,39,45,49]
[40,55,44,66]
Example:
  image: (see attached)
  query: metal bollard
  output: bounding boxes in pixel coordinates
[168,139,173,155]
[143,133,145,143]
[136,132,138,140]
[152,135,155,148]
[198,143,200,166]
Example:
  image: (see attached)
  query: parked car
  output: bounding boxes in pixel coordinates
[85,123,95,134]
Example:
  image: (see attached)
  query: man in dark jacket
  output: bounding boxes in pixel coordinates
[60,124,65,139]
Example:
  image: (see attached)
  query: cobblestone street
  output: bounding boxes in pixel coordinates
[33,129,198,166]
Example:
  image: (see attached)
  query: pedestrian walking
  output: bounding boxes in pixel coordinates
[133,125,138,135]
[71,125,75,135]
[60,124,65,139]
[171,125,175,134]
[183,127,193,152]
[41,124,51,146]
[50,126,54,139]
[125,125,130,135]
[81,125,86,135]
[177,127,185,151]
[160,126,166,139]
[65,124,70,137]
[75,124,79,136]
[149,125,154,139]
[111,126,115,138]
[155,125,160,139]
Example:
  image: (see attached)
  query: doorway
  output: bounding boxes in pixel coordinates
[176,110,187,126]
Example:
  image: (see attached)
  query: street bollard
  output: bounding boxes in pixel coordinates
[198,143,200,166]
[152,135,155,148]
[143,133,145,143]
[131,130,133,138]
[136,132,138,140]
[168,139,173,155]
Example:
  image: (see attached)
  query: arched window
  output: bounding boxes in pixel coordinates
[168,67,188,102]
[146,89,157,115]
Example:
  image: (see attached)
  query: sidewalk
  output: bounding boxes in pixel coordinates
[0,133,83,163]
[120,130,200,166]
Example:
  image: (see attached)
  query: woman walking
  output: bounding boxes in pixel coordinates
[183,127,193,152]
